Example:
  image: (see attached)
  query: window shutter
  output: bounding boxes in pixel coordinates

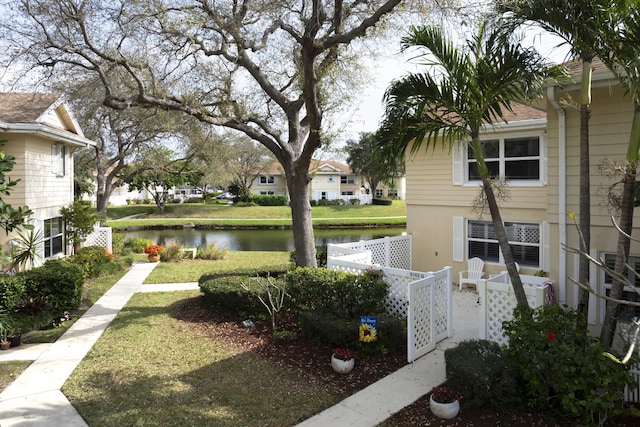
[453,216,464,262]
[541,135,547,185]
[452,143,463,185]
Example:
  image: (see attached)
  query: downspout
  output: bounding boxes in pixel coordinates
[547,86,567,303]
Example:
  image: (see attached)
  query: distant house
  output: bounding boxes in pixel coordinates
[406,58,640,327]
[252,159,405,203]
[0,93,96,265]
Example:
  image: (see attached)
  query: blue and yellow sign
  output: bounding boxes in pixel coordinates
[359,316,378,342]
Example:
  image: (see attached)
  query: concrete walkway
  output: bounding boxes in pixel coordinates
[0,263,478,427]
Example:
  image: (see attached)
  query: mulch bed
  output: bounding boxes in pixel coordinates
[173,297,640,426]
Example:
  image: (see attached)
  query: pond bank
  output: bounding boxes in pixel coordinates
[113,222,405,231]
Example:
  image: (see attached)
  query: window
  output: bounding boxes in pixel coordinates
[375,189,384,197]
[467,136,541,182]
[259,175,275,184]
[341,175,355,184]
[52,143,66,177]
[467,220,540,267]
[327,175,335,182]
[388,189,398,198]
[341,191,354,196]
[44,217,64,258]
[601,254,640,318]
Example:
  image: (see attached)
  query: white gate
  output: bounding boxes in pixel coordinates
[407,268,452,362]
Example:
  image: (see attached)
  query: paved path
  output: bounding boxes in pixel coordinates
[0,263,478,427]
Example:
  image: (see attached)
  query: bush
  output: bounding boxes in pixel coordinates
[112,232,126,255]
[444,339,523,409]
[349,198,360,205]
[68,246,118,278]
[285,267,388,318]
[199,275,274,316]
[185,197,202,203]
[19,260,85,312]
[196,243,228,260]
[317,199,344,206]
[309,199,318,206]
[124,237,153,253]
[160,240,184,262]
[0,275,27,312]
[250,194,289,206]
[502,305,636,425]
[298,310,405,353]
[372,197,392,206]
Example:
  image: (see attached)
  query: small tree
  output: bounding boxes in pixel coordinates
[345,132,402,196]
[60,200,100,253]
[0,141,33,233]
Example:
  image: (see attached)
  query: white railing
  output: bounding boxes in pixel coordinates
[478,272,555,346]
[327,234,411,270]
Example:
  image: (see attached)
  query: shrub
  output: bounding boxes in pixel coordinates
[124,237,153,253]
[199,275,274,316]
[250,194,288,206]
[502,305,636,425]
[372,197,392,205]
[196,243,228,260]
[112,232,126,255]
[0,275,27,312]
[185,197,202,203]
[159,240,183,262]
[310,200,318,206]
[285,267,388,318]
[298,310,405,353]
[349,198,360,205]
[444,339,523,408]
[317,199,344,206]
[68,245,118,278]
[19,260,85,312]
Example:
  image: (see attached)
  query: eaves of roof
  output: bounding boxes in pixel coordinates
[0,122,96,148]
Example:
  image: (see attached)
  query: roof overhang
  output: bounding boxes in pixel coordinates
[481,118,547,133]
[0,122,96,148]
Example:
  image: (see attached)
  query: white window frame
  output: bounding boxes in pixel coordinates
[375,189,384,197]
[44,217,64,258]
[466,219,541,268]
[326,175,335,183]
[52,143,66,177]
[341,191,354,196]
[341,175,355,184]
[453,132,546,187]
[259,175,275,185]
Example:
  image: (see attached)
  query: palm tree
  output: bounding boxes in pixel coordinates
[596,1,640,348]
[377,20,564,308]
[497,0,612,322]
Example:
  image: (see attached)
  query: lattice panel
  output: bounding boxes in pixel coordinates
[81,226,112,253]
[389,238,411,270]
[485,285,546,346]
[384,274,410,318]
[410,283,433,356]
[433,275,449,338]
[364,241,388,265]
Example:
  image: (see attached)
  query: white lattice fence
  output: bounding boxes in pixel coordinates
[327,246,372,266]
[478,273,554,346]
[327,234,411,269]
[81,225,113,253]
[381,266,429,319]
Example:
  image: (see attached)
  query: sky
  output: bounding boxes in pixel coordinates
[343,27,572,140]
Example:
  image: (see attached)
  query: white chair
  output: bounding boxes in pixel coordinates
[459,257,485,291]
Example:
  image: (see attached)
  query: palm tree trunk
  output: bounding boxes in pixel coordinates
[578,61,592,318]
[482,177,530,308]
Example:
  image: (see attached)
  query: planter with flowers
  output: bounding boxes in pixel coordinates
[331,348,355,374]
[144,244,164,262]
[429,385,463,419]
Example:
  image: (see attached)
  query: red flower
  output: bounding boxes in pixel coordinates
[144,244,164,255]
[547,331,556,341]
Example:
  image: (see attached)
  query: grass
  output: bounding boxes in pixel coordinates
[106,201,406,228]
[62,291,337,426]
[0,361,32,391]
[144,251,291,283]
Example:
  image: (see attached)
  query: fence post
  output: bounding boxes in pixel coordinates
[445,266,453,338]
[478,279,487,340]
[385,236,391,267]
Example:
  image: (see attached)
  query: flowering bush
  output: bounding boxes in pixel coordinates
[431,385,463,404]
[144,244,164,256]
[333,348,355,361]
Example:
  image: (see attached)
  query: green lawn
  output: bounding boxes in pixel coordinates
[106,201,406,228]
[62,291,336,427]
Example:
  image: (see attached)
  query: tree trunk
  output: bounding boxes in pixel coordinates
[286,163,317,268]
[600,108,640,348]
[578,61,592,318]
[482,177,530,308]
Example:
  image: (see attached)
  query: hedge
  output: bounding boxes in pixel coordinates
[250,194,289,206]
[19,259,85,313]
[0,275,27,312]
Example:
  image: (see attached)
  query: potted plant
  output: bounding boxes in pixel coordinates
[144,244,164,262]
[331,348,355,374]
[429,385,463,419]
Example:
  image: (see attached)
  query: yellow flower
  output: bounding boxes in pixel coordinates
[359,323,377,342]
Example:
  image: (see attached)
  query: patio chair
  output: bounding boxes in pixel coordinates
[459,257,485,291]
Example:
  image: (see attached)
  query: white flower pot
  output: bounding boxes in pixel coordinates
[429,395,460,419]
[331,354,355,374]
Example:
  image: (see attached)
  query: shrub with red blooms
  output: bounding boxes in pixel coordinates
[431,385,463,404]
[144,244,164,256]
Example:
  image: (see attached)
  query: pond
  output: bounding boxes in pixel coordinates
[122,227,406,252]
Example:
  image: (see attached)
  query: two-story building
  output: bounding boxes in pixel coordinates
[405,59,639,326]
[0,93,95,265]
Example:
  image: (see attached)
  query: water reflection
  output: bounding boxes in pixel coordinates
[123,227,405,252]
